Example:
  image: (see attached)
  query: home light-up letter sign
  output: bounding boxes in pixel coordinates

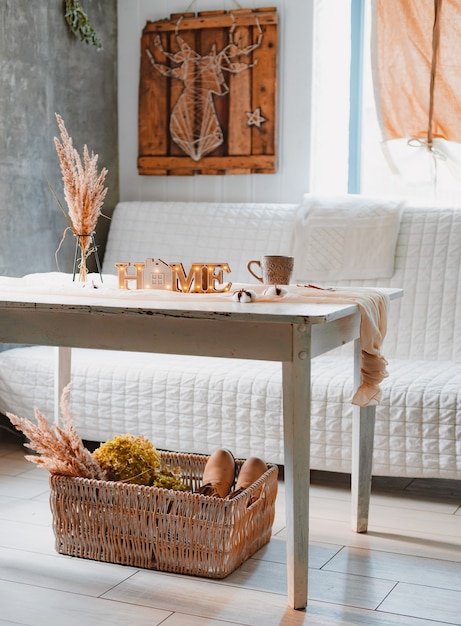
[115,259,232,293]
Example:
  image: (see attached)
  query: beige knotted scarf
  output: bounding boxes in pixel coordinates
[252,285,390,407]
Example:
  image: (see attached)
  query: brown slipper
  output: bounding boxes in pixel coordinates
[235,456,267,491]
[197,448,236,498]
[226,456,267,501]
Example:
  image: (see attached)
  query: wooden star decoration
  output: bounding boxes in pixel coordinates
[246,107,266,128]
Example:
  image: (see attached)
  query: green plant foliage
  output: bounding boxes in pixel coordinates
[64,0,103,50]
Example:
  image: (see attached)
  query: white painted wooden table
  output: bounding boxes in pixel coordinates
[0,288,401,610]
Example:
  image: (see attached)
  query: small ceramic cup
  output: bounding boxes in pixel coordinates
[247,255,294,285]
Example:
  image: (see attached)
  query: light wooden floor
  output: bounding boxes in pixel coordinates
[1,425,461,626]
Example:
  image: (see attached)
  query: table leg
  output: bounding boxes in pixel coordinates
[282,323,311,610]
[54,346,72,424]
[351,338,375,533]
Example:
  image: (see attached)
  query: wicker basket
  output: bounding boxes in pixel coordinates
[49,451,278,578]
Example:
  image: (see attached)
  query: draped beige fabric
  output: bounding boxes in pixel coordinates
[372,0,461,146]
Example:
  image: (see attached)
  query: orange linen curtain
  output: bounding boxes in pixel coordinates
[372,0,461,147]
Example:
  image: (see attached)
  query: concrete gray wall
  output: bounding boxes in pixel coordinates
[0,0,118,277]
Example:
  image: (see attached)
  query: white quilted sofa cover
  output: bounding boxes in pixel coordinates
[0,201,460,479]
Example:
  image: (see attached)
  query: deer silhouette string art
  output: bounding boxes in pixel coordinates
[147,18,263,162]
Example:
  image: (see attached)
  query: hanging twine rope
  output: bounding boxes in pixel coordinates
[407,0,442,152]
[407,0,443,200]
[407,0,442,153]
[427,0,442,150]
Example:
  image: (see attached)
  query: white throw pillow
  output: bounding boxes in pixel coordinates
[293,193,405,282]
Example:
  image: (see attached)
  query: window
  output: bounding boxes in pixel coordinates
[311,0,461,206]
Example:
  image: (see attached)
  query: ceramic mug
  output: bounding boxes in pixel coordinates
[247,255,294,285]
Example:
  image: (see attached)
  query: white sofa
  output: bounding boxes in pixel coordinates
[1,199,460,481]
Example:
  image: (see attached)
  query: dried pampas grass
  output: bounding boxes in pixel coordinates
[53,113,108,280]
[6,383,105,480]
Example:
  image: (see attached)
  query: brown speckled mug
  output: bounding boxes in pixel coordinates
[247,255,294,285]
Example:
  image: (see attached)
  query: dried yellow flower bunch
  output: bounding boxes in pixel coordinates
[93,434,160,484]
[93,434,188,490]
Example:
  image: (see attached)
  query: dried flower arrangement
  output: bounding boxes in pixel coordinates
[53,113,108,281]
[6,384,104,479]
[6,384,188,490]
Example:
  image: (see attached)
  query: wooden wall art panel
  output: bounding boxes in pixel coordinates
[138,7,278,176]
